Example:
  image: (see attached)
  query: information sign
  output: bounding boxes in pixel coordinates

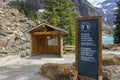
[75,16,102,80]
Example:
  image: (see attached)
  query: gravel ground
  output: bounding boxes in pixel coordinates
[0,50,119,80]
[0,54,75,80]
[102,50,120,55]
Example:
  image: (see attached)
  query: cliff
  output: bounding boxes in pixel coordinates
[72,0,112,35]
[72,0,100,17]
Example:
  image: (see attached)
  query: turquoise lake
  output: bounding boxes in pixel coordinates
[102,36,114,44]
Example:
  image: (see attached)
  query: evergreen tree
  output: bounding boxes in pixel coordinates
[8,0,37,21]
[41,0,75,44]
[114,1,120,44]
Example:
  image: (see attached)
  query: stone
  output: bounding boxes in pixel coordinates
[5,30,13,34]
[11,12,16,17]
[102,44,112,50]
[102,54,120,66]
[40,63,77,80]
[0,3,34,55]
[0,10,4,14]
[102,54,120,80]
[19,19,27,22]
[0,40,7,47]
[0,50,7,54]
[0,31,7,36]
[103,65,120,80]
[20,53,26,57]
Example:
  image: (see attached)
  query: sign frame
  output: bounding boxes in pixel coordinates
[75,16,102,80]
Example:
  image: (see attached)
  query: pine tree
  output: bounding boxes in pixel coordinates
[114,1,120,44]
[41,0,75,44]
[8,0,37,21]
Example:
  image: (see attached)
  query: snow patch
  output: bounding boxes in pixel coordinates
[113,7,118,10]
[88,0,105,4]
[105,3,112,6]
[38,9,45,13]
[94,3,102,8]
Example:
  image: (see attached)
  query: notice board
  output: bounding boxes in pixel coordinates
[75,16,102,80]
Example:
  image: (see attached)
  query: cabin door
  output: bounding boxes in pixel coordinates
[36,35,59,54]
[36,35,47,54]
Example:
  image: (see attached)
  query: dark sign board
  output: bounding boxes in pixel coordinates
[75,16,102,80]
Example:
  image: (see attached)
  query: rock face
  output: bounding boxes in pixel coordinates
[94,0,118,26]
[0,3,34,56]
[72,0,112,36]
[72,0,100,17]
[40,63,77,80]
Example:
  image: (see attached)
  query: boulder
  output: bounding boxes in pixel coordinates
[102,54,120,66]
[102,54,120,80]
[103,65,120,80]
[40,63,77,80]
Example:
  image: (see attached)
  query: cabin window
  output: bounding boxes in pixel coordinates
[36,38,41,46]
[46,36,58,46]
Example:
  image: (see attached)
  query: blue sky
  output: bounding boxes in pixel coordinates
[87,0,105,3]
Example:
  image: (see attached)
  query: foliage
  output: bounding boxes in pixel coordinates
[7,0,37,21]
[114,1,120,44]
[39,0,76,44]
[8,0,76,44]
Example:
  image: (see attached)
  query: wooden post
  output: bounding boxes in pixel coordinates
[60,35,63,57]
[31,35,33,55]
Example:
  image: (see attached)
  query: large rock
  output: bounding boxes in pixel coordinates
[103,65,120,80]
[40,63,77,80]
[102,54,120,66]
[102,54,120,80]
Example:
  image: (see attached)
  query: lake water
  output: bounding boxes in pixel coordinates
[102,36,114,44]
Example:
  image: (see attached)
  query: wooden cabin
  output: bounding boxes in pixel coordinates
[29,23,68,57]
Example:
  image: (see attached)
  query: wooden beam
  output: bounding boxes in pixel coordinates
[33,31,58,35]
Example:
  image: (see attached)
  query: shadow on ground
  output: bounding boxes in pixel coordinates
[28,54,61,60]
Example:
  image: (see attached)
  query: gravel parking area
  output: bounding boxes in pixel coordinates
[0,54,75,80]
[0,50,119,80]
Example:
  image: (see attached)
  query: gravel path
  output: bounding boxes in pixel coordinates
[0,50,119,80]
[0,54,75,80]
[102,50,120,55]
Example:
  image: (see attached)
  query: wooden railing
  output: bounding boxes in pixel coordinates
[63,45,75,53]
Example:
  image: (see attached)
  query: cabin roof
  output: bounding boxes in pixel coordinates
[28,23,68,34]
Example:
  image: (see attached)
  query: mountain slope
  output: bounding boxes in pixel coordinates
[0,3,34,56]
[93,0,118,26]
[72,0,100,17]
[26,0,112,35]
[72,0,112,35]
